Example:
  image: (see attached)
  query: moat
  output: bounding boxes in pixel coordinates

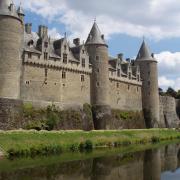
[0,141,180,180]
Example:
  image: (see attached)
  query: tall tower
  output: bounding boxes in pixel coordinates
[135,40,159,128]
[0,0,24,99]
[85,22,111,129]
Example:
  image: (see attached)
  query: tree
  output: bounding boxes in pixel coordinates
[166,87,177,98]
[159,88,165,96]
[176,90,180,99]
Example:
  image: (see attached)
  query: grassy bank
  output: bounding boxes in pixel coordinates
[0,129,180,158]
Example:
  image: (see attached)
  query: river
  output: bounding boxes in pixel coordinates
[0,141,180,180]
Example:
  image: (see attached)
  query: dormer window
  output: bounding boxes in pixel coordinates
[28,52,32,59]
[64,45,67,50]
[44,52,48,60]
[44,42,48,48]
[63,53,67,63]
[117,69,121,77]
[82,58,85,67]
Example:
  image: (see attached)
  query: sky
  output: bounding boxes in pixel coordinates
[15,0,180,90]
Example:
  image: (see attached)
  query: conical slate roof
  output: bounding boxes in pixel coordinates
[0,0,18,17]
[136,40,155,61]
[17,3,24,16]
[86,22,107,45]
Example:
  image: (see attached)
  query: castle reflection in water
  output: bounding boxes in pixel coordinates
[0,143,180,180]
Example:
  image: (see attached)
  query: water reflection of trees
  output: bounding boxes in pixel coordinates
[0,144,180,180]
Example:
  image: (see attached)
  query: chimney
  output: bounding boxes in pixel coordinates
[38,25,48,38]
[118,53,123,61]
[25,23,32,34]
[73,38,80,46]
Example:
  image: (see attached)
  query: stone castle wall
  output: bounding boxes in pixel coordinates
[0,98,23,130]
[21,63,91,109]
[109,78,142,111]
[159,96,179,128]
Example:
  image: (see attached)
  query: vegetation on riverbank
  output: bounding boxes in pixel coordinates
[0,129,180,158]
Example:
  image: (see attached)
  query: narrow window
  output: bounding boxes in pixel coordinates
[82,50,85,54]
[63,53,67,63]
[62,71,66,79]
[81,75,85,82]
[44,52,48,60]
[64,45,67,50]
[45,68,48,78]
[129,72,131,79]
[97,82,100,87]
[117,83,119,88]
[44,42,48,48]
[128,85,130,90]
[117,69,121,77]
[96,56,99,61]
[28,53,32,59]
[137,87,139,92]
[82,58,85,67]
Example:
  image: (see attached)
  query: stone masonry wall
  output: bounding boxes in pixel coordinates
[159,96,179,128]
[109,79,142,111]
[21,64,91,109]
[0,98,23,130]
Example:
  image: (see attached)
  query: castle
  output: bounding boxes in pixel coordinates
[0,0,179,129]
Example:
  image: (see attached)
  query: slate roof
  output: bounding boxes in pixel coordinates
[136,40,155,61]
[86,22,107,45]
[0,0,19,17]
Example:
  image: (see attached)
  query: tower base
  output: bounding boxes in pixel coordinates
[92,105,111,130]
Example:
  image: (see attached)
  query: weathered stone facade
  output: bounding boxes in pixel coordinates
[0,0,179,130]
[159,96,179,128]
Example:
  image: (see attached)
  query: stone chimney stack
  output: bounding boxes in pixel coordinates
[38,25,48,38]
[25,23,32,34]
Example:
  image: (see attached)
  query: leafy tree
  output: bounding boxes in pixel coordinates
[166,87,177,98]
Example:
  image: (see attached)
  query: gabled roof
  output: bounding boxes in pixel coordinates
[85,22,107,45]
[136,40,155,61]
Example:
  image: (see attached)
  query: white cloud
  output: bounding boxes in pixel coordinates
[155,51,180,90]
[48,28,62,39]
[14,0,180,40]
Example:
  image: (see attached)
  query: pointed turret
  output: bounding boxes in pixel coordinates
[85,22,111,130]
[86,22,107,46]
[17,3,25,21]
[17,3,24,16]
[135,40,159,128]
[136,40,155,61]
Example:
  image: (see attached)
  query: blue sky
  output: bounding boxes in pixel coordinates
[15,0,180,90]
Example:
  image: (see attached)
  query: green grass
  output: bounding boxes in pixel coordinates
[0,129,180,158]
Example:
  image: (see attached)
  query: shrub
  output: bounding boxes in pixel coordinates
[79,140,93,152]
[69,143,79,152]
[23,103,34,118]
[151,136,160,143]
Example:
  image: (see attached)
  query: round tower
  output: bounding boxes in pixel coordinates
[85,22,111,129]
[0,0,24,99]
[135,40,159,128]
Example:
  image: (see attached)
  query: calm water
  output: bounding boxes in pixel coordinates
[0,142,180,180]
